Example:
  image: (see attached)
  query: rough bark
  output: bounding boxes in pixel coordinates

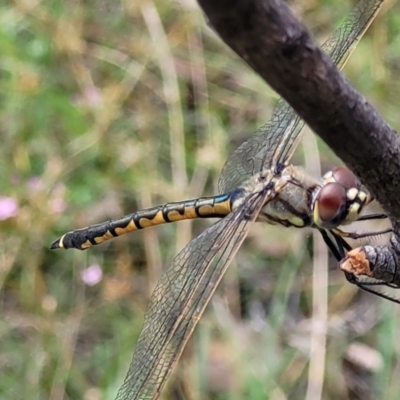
[197,0,400,285]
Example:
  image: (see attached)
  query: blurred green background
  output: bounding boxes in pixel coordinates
[1,0,400,399]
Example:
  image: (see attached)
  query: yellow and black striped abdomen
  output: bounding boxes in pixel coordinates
[50,192,237,250]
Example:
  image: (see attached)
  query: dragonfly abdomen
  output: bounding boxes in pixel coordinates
[51,192,236,250]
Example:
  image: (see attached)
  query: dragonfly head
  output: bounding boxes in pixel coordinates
[313,167,368,230]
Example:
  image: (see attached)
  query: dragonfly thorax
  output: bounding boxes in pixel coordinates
[312,167,368,230]
[256,165,320,228]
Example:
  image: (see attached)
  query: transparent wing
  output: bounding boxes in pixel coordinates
[114,190,270,400]
[218,0,384,193]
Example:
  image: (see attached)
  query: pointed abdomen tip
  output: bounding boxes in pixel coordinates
[50,239,62,250]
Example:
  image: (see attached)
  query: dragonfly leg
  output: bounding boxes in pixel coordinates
[333,227,392,240]
[344,272,400,300]
[318,229,345,261]
[356,213,387,221]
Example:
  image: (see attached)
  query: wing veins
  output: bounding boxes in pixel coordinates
[115,190,273,399]
[218,0,384,193]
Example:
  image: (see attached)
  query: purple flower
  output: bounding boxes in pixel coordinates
[80,264,103,286]
[27,176,43,192]
[51,198,66,213]
[0,197,19,220]
[84,86,102,107]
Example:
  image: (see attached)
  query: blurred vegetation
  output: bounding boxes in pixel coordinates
[1,0,400,399]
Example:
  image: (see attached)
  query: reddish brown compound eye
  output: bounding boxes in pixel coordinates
[316,182,347,227]
[331,167,360,190]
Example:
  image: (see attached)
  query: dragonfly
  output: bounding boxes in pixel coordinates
[51,0,387,398]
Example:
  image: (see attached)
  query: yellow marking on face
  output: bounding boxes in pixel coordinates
[347,188,358,201]
[115,220,137,235]
[139,211,165,228]
[358,191,367,202]
[346,203,361,223]
[213,200,231,215]
[313,202,327,229]
[184,206,198,219]
[81,240,92,250]
[167,210,187,222]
